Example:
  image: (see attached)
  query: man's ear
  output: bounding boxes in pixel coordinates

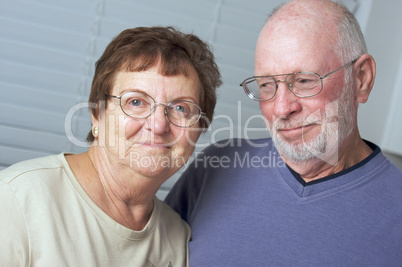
[354,54,376,103]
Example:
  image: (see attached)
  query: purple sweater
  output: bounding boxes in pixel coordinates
[166,138,402,266]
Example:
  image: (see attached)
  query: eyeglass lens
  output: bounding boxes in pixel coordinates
[119,91,201,127]
[244,72,323,100]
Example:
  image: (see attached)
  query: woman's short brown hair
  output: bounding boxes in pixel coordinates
[86,26,222,142]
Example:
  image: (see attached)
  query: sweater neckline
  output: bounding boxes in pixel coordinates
[276,141,386,199]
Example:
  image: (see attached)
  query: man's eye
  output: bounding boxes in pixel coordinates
[297,79,314,84]
[260,82,275,88]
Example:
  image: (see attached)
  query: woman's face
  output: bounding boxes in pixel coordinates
[93,63,202,179]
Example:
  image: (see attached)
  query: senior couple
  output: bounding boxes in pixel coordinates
[1,0,401,266]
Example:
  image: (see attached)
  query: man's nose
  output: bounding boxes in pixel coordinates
[272,81,302,119]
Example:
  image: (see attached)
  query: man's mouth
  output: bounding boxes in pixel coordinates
[274,121,322,140]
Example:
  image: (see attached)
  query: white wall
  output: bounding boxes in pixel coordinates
[1,0,401,199]
[358,0,402,157]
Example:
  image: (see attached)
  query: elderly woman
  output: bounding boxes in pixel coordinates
[0,26,221,266]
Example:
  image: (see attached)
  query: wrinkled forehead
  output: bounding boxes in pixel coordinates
[257,18,336,54]
[265,3,337,40]
[255,6,339,74]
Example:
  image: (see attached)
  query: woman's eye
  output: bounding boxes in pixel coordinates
[129,99,143,106]
[174,105,187,113]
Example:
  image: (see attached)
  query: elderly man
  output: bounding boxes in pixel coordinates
[166,0,402,265]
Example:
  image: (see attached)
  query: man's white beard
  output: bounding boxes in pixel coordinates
[270,81,355,165]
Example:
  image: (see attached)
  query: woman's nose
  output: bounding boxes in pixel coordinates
[145,104,170,134]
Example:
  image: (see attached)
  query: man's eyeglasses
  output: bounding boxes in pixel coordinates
[240,59,358,101]
[106,91,205,128]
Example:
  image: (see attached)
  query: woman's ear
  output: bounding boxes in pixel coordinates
[354,54,376,103]
[90,102,101,135]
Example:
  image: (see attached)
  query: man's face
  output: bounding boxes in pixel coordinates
[255,18,356,164]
